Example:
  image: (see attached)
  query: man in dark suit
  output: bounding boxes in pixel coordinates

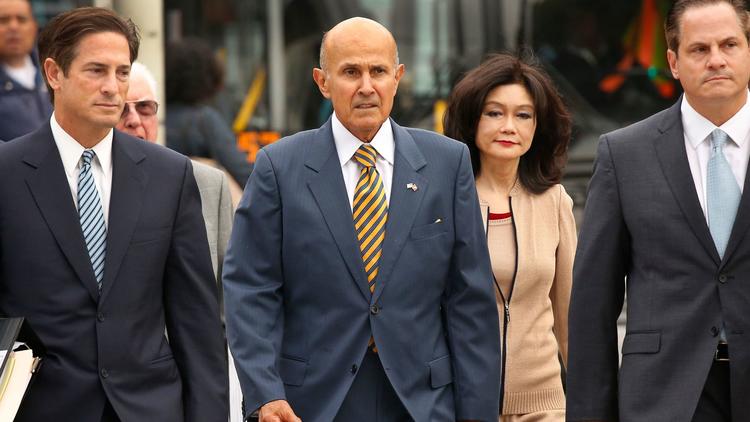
[0,7,228,422]
[567,1,750,421]
[223,17,500,422]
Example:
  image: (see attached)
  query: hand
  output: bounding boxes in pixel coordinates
[258,400,302,422]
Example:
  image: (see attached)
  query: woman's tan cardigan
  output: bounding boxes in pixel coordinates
[479,183,577,415]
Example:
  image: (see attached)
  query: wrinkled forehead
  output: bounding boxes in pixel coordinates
[325,30,397,67]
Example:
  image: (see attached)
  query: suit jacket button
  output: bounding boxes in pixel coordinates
[100,368,109,378]
[718,274,728,284]
[370,305,380,315]
[350,364,358,374]
[97,312,105,322]
[711,326,719,337]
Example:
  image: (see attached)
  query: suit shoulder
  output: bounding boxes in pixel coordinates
[261,128,317,157]
[117,131,190,166]
[191,159,225,186]
[405,127,466,153]
[0,129,47,168]
[602,106,674,145]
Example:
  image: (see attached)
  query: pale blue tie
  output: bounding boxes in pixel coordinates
[78,150,107,292]
[707,128,740,259]
[707,129,738,343]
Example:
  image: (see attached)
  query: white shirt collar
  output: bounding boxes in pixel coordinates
[332,112,395,167]
[682,91,750,149]
[50,112,113,177]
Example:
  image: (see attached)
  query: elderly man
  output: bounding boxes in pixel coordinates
[116,61,233,287]
[0,0,51,140]
[567,0,750,421]
[0,7,227,421]
[224,17,500,422]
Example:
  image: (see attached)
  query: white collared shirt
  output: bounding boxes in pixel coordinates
[682,93,750,223]
[2,55,36,90]
[50,113,113,227]
[332,112,394,209]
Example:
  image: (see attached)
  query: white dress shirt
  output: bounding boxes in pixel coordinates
[682,93,750,224]
[332,112,394,209]
[51,113,113,227]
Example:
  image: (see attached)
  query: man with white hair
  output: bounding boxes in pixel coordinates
[116,61,233,284]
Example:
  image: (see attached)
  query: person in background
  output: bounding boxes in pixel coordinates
[0,0,51,140]
[567,0,750,420]
[223,16,500,422]
[165,37,253,188]
[444,53,575,422]
[0,7,228,421]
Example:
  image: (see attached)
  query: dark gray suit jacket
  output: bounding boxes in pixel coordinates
[567,100,750,421]
[0,125,228,422]
[223,118,501,422]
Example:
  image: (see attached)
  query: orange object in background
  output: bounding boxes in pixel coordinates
[236,131,281,163]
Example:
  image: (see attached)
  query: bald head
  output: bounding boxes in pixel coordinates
[319,17,399,72]
[312,17,405,142]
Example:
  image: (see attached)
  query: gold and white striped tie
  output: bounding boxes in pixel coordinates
[352,144,388,294]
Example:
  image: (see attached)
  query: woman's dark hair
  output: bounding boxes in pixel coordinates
[443,53,571,194]
[165,38,223,105]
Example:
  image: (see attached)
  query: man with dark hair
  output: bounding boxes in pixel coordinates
[0,7,228,422]
[0,0,51,140]
[567,0,750,421]
[224,17,500,422]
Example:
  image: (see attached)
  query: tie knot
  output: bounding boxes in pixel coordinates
[81,149,96,166]
[710,129,730,150]
[354,144,377,168]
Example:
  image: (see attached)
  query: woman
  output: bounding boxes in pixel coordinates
[165,38,253,188]
[444,53,575,422]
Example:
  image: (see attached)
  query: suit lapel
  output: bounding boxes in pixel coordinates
[721,162,750,265]
[99,133,147,304]
[372,121,427,304]
[653,101,721,265]
[23,124,100,302]
[306,121,371,301]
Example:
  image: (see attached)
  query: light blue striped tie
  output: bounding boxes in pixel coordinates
[707,128,740,259]
[78,150,107,292]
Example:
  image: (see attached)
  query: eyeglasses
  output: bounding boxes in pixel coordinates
[121,100,159,118]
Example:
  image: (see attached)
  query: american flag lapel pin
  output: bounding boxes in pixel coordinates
[406,183,418,192]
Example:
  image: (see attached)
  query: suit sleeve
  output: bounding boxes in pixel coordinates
[222,148,287,413]
[566,136,628,421]
[443,145,501,421]
[550,185,576,367]
[164,159,229,422]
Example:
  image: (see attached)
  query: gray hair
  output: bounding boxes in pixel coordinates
[129,61,158,102]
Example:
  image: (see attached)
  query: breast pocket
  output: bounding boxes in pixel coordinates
[410,220,448,241]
